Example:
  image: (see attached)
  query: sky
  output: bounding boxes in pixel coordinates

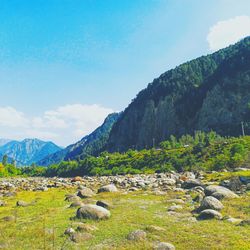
[0,0,250,146]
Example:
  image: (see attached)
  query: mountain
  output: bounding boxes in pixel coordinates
[37,113,120,166]
[0,139,62,166]
[106,37,250,152]
[0,139,11,147]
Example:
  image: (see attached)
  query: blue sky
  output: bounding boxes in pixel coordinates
[0,0,250,145]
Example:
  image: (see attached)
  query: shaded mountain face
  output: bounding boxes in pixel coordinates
[106,37,250,152]
[0,139,62,166]
[37,113,120,166]
[0,139,11,147]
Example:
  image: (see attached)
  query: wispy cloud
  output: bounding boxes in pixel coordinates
[0,104,114,146]
[207,16,250,51]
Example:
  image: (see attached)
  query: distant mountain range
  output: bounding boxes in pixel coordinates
[0,139,62,166]
[37,112,120,166]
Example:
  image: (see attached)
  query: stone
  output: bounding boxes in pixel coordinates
[76,224,98,232]
[0,200,7,206]
[153,242,176,250]
[77,188,95,198]
[96,200,111,209]
[198,196,223,211]
[70,201,83,208]
[181,179,202,189]
[205,185,235,196]
[211,190,238,200]
[65,194,80,202]
[127,230,147,241]
[70,232,93,243]
[145,225,165,232]
[71,176,83,182]
[2,216,15,222]
[76,205,111,220]
[16,200,29,207]
[239,220,250,226]
[197,209,222,220]
[168,205,183,212]
[225,217,242,224]
[64,227,75,235]
[98,184,118,193]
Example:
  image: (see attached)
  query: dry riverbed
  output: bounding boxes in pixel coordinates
[0,171,250,249]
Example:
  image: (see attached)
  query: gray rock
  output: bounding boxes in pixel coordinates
[239,220,250,226]
[182,179,202,189]
[76,205,111,220]
[168,205,183,212]
[0,200,7,206]
[16,200,29,207]
[76,223,98,232]
[64,227,75,235]
[96,200,111,209]
[199,196,223,211]
[205,185,235,196]
[197,209,222,220]
[77,188,95,198]
[127,230,147,241]
[70,232,93,243]
[2,215,15,222]
[211,190,238,200]
[98,184,118,193]
[70,201,83,208]
[153,242,176,250]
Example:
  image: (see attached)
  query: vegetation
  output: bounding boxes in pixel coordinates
[39,132,250,177]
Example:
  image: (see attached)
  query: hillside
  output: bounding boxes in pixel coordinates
[0,139,62,166]
[37,113,120,166]
[106,37,250,152]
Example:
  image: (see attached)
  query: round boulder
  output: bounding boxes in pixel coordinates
[153,242,176,250]
[98,184,118,193]
[76,205,111,220]
[77,188,95,199]
[127,230,146,241]
[197,209,222,220]
[199,196,223,211]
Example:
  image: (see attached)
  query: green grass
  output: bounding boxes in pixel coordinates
[0,176,250,249]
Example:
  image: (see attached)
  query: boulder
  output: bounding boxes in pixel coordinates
[76,224,98,232]
[69,201,83,208]
[205,185,235,196]
[64,228,75,235]
[70,232,93,243]
[198,196,223,211]
[211,190,238,200]
[77,188,95,198]
[98,184,118,193]
[127,230,147,241]
[181,180,202,189]
[16,200,29,207]
[76,205,111,220]
[96,200,111,209]
[197,209,222,220]
[153,242,176,250]
[0,200,7,206]
[239,220,250,226]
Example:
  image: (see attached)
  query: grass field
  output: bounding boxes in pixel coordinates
[0,173,250,250]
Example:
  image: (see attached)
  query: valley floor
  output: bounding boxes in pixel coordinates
[0,172,250,249]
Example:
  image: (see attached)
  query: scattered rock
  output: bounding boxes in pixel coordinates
[2,216,15,222]
[16,200,29,207]
[145,225,165,232]
[96,200,111,209]
[181,179,202,189]
[153,242,176,250]
[0,200,7,207]
[77,188,95,198]
[70,201,83,208]
[70,232,93,243]
[98,184,118,193]
[127,230,147,241]
[64,227,75,235]
[168,205,183,212]
[197,209,222,220]
[198,196,223,211]
[239,220,250,226]
[76,224,98,232]
[76,205,111,220]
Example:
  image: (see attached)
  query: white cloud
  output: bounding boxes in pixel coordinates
[0,104,114,146]
[0,107,29,127]
[207,16,250,51]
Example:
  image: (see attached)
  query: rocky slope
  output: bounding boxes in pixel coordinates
[0,139,62,166]
[38,113,120,166]
[106,37,250,152]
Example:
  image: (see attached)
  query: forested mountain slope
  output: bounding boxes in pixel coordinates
[106,37,250,152]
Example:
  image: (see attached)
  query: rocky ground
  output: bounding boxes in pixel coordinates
[0,171,250,249]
